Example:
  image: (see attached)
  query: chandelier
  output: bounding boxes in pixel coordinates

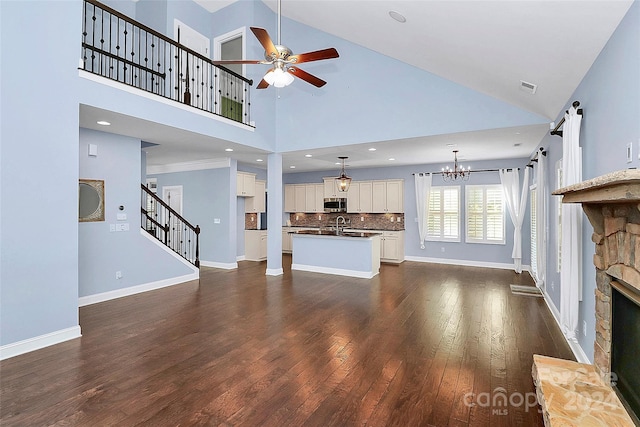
[335,156,351,192]
[442,150,471,182]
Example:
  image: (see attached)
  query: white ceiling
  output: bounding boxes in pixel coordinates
[80,0,633,173]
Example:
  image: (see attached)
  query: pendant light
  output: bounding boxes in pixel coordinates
[335,156,351,192]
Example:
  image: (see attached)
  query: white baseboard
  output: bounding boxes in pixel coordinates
[540,288,591,364]
[404,255,518,271]
[0,326,82,361]
[79,272,199,307]
[200,260,238,270]
[292,263,377,279]
[236,255,246,262]
[266,268,284,276]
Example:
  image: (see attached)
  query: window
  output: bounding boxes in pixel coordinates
[466,185,505,244]
[426,186,460,242]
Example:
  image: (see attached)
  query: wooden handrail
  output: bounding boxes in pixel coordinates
[141,185,199,232]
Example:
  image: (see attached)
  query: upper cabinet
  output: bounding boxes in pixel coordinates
[372,180,404,213]
[237,172,256,197]
[245,180,266,213]
[284,184,324,213]
[323,177,349,199]
[285,179,403,213]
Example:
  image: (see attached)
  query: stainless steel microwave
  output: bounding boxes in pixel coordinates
[324,198,347,213]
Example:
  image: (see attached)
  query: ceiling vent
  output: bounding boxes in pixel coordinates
[520,80,537,94]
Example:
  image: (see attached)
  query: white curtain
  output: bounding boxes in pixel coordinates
[560,106,583,340]
[500,167,530,273]
[535,153,547,288]
[415,173,432,249]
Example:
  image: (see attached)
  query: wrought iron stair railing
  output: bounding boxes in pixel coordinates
[81,0,253,126]
[141,184,200,268]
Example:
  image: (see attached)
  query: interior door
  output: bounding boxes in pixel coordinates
[174,20,210,110]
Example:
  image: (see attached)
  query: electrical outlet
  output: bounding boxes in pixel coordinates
[583,320,587,337]
[551,281,555,291]
[115,271,122,280]
[441,247,445,253]
[360,217,364,222]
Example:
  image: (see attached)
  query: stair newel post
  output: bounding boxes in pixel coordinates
[195,225,200,268]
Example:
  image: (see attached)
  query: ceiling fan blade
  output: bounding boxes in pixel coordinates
[212,59,266,65]
[257,78,270,89]
[288,67,327,88]
[288,48,339,64]
[250,27,278,59]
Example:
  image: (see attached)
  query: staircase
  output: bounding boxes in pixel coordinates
[141,184,200,267]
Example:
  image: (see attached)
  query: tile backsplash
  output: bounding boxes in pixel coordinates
[287,213,405,231]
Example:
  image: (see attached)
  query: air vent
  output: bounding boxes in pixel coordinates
[520,80,537,94]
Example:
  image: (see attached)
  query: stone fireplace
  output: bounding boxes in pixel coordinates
[554,169,640,420]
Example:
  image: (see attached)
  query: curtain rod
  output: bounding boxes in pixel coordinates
[412,168,519,176]
[526,147,546,168]
[550,101,583,137]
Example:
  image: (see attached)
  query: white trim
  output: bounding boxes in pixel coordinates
[404,255,521,271]
[200,260,238,270]
[266,268,284,276]
[147,158,231,175]
[291,263,377,279]
[0,326,82,361]
[79,272,198,307]
[78,70,255,131]
[139,229,200,272]
[236,255,246,261]
[540,287,591,364]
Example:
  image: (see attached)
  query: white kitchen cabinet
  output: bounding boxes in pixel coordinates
[314,184,325,213]
[282,227,292,253]
[380,231,405,263]
[245,180,266,213]
[294,185,306,212]
[348,181,373,213]
[245,230,267,261]
[284,184,295,212]
[324,177,349,199]
[372,180,404,213]
[237,172,256,197]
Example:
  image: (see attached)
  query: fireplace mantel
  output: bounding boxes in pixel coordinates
[553,169,640,203]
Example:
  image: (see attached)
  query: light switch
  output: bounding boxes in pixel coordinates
[117,213,127,221]
[214,218,221,224]
[122,223,129,231]
[88,144,98,157]
[110,224,116,232]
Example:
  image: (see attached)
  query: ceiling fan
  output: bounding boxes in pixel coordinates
[212,0,339,89]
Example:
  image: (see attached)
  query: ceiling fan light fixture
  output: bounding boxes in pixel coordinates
[265,67,294,87]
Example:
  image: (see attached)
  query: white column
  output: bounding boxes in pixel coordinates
[266,153,283,275]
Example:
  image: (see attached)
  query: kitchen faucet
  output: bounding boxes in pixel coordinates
[336,216,346,234]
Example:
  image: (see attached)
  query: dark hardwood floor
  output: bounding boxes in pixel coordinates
[1,257,574,426]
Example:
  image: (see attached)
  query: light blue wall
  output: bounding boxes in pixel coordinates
[284,157,531,267]
[79,129,193,297]
[539,0,640,362]
[273,17,549,153]
[0,0,82,346]
[149,166,237,264]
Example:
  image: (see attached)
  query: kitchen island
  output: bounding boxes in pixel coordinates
[290,230,381,278]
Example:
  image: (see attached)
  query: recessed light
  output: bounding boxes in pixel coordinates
[225,148,234,152]
[335,162,341,165]
[305,154,313,158]
[514,143,522,147]
[256,159,263,162]
[389,10,406,23]
[368,148,377,152]
[290,165,296,169]
[388,158,395,161]
[97,120,110,126]
[446,143,456,147]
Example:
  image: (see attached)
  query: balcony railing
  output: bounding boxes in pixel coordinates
[81,0,253,126]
